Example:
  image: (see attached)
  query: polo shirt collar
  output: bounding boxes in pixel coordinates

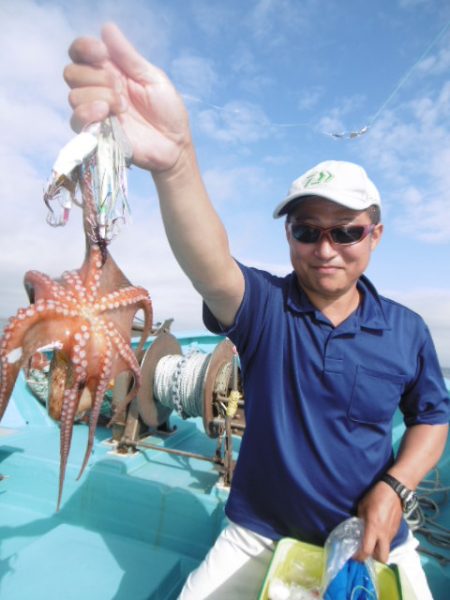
[285,272,391,331]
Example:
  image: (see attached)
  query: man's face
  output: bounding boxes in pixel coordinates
[285,197,383,302]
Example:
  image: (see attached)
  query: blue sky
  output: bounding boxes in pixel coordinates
[1,0,449,366]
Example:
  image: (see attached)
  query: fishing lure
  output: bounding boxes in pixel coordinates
[44,117,132,243]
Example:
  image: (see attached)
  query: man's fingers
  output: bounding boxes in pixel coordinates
[70,101,111,133]
[68,36,109,65]
[373,539,390,564]
[63,64,118,90]
[354,522,376,562]
[354,518,391,563]
[101,22,166,84]
[68,86,126,113]
[67,24,168,94]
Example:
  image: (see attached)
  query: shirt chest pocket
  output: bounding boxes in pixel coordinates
[348,365,405,424]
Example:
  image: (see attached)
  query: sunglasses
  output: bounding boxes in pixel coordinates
[288,222,375,245]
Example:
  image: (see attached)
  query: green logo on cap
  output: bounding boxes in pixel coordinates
[303,170,334,188]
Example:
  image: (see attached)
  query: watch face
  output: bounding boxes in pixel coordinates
[403,492,418,514]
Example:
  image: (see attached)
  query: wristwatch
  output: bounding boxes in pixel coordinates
[381,473,418,514]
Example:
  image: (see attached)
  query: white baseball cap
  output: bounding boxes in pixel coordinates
[273,160,381,218]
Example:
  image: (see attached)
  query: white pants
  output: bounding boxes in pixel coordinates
[178,522,433,600]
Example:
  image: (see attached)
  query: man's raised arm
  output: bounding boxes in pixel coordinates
[65,23,244,327]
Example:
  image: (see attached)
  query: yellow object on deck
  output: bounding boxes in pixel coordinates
[226,389,241,417]
[258,537,416,599]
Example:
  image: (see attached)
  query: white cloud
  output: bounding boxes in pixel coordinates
[203,165,272,206]
[386,289,450,367]
[0,1,75,108]
[228,44,274,95]
[170,54,218,99]
[197,100,273,144]
[358,79,450,242]
[317,94,367,136]
[111,218,205,330]
[0,3,84,325]
[317,114,346,137]
[395,192,450,242]
[0,0,183,327]
[191,3,236,38]
[246,259,291,277]
[297,87,324,112]
[0,183,205,331]
[0,92,71,160]
[249,0,307,44]
[418,46,450,77]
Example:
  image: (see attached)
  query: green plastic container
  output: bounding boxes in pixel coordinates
[258,537,412,599]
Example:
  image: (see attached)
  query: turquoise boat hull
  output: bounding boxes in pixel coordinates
[0,331,449,599]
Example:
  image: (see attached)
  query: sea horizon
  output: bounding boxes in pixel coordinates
[0,316,449,380]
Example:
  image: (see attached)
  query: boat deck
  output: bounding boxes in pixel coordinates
[0,333,231,600]
[0,383,231,599]
[0,332,449,599]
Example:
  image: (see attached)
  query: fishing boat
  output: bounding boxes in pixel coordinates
[0,327,449,599]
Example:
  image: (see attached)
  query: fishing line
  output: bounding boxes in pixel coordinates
[182,17,450,141]
[364,17,450,130]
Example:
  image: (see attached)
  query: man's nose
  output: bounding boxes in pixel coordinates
[314,234,337,258]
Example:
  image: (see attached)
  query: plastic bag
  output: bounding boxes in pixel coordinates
[321,518,378,599]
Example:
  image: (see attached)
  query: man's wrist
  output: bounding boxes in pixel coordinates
[380,473,418,515]
[152,140,195,181]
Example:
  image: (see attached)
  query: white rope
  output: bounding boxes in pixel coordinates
[154,351,210,418]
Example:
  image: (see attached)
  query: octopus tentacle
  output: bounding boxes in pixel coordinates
[98,291,152,361]
[77,338,113,480]
[0,302,73,419]
[57,363,88,511]
[61,270,86,300]
[82,247,104,295]
[95,287,150,313]
[103,323,143,424]
[24,270,68,301]
[1,239,152,509]
[131,297,153,359]
[109,327,141,385]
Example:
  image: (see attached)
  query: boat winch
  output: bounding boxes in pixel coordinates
[111,330,245,486]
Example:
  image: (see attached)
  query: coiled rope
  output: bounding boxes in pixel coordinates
[406,468,450,564]
[154,351,211,419]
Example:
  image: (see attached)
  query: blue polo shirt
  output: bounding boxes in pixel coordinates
[203,263,449,548]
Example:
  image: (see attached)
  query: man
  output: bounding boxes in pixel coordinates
[65,24,448,599]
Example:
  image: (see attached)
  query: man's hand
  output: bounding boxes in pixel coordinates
[355,481,403,563]
[355,424,448,563]
[64,23,191,172]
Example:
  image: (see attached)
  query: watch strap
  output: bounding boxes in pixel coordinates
[381,473,418,514]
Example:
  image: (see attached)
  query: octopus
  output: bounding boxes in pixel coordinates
[0,148,152,510]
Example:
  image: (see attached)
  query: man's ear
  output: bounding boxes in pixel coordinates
[370,223,383,250]
[285,220,291,241]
